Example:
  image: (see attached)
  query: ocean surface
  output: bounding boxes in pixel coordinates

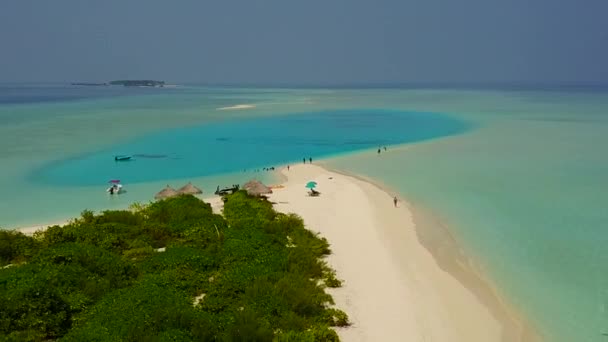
[1,84,608,341]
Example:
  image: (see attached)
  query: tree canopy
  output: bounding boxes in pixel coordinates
[0,192,347,341]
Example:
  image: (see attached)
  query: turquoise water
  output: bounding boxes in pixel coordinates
[0,86,280,227]
[325,89,608,342]
[32,109,468,186]
[0,86,467,228]
[2,85,608,341]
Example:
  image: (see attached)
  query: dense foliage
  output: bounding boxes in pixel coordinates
[0,192,347,341]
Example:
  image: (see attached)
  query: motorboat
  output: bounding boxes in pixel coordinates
[214,184,240,196]
[107,180,124,195]
[114,155,132,161]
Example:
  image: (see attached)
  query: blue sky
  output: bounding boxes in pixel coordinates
[1,0,606,84]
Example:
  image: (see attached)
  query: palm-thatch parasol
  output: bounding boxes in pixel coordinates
[155,185,179,200]
[243,179,273,196]
[177,182,203,195]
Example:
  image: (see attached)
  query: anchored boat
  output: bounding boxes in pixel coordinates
[106,180,124,195]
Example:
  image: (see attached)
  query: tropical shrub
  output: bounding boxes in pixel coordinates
[0,193,348,341]
[0,230,39,266]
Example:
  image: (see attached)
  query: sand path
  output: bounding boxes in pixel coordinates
[269,164,503,341]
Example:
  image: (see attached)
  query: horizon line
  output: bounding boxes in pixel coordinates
[2,81,608,91]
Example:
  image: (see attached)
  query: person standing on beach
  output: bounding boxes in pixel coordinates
[377,148,381,155]
[303,158,306,164]
[309,157,312,164]
[287,165,290,171]
[393,196,398,207]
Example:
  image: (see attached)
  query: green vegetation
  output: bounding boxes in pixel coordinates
[0,192,348,341]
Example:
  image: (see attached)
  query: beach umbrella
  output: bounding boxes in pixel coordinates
[243,179,273,196]
[305,181,317,189]
[177,182,203,195]
[155,185,179,200]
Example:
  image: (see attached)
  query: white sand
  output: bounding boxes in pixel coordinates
[216,104,256,111]
[269,164,506,342]
[17,221,71,236]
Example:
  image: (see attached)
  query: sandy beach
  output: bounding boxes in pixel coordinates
[216,104,256,111]
[15,163,534,341]
[269,164,533,342]
[17,221,72,236]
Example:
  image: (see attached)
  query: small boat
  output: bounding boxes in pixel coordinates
[114,155,132,161]
[214,184,240,195]
[107,180,124,195]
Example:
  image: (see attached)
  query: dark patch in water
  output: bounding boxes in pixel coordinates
[132,154,169,159]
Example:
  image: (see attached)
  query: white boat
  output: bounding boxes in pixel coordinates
[106,181,124,195]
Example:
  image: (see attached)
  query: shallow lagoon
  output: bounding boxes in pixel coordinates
[32,109,469,186]
[0,87,468,228]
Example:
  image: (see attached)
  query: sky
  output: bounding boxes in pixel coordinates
[0,0,607,85]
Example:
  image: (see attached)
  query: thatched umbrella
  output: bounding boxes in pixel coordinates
[177,182,203,195]
[155,185,179,200]
[243,179,273,196]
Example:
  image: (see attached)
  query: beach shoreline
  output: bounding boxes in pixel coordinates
[268,164,540,341]
[320,162,540,341]
[14,163,538,341]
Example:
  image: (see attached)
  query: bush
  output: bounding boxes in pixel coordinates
[123,246,155,259]
[31,243,138,289]
[144,195,214,227]
[0,278,72,339]
[223,191,276,229]
[323,268,343,288]
[62,279,208,341]
[0,193,345,341]
[319,308,350,327]
[0,230,39,266]
[275,326,340,342]
[96,210,143,226]
[0,242,140,340]
[222,309,274,342]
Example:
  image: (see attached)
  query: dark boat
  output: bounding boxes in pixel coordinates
[214,184,240,195]
[114,155,132,161]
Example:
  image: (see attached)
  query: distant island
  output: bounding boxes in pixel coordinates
[70,80,166,87]
[109,80,165,87]
[71,82,108,86]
